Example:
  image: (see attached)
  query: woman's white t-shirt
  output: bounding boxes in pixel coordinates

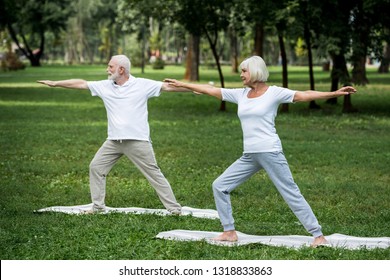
[221,86,296,153]
[87,76,162,141]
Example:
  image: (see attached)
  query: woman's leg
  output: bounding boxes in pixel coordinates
[212,154,261,233]
[255,152,324,238]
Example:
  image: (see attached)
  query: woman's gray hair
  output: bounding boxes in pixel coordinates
[111,55,131,75]
[239,56,269,82]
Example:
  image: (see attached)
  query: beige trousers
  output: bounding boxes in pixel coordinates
[89,140,181,213]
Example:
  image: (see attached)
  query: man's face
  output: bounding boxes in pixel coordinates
[107,59,120,81]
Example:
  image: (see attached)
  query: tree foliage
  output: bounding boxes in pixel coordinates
[0,0,72,66]
[172,0,235,110]
[1,0,389,115]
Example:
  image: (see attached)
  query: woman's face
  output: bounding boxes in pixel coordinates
[240,67,251,86]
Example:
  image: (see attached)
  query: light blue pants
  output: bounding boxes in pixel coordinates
[212,152,323,237]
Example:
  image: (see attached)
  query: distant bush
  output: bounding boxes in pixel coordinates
[1,52,26,71]
[152,57,165,70]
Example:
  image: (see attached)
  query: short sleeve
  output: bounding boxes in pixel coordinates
[221,88,247,104]
[137,79,163,98]
[272,86,296,104]
[87,80,110,97]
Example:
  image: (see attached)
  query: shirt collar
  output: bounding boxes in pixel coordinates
[112,75,135,87]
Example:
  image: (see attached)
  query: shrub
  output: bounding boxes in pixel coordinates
[1,51,26,71]
[152,57,165,70]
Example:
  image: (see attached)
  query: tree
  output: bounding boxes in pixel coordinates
[373,0,390,73]
[118,0,177,73]
[312,0,356,112]
[348,0,390,84]
[226,1,247,74]
[272,0,297,113]
[88,0,119,64]
[378,40,390,73]
[175,0,234,111]
[63,0,108,65]
[0,0,72,66]
[350,0,372,85]
[244,0,273,57]
[293,0,323,109]
[184,34,200,81]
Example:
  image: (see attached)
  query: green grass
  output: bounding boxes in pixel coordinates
[0,64,389,260]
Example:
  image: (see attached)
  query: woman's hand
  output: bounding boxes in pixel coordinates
[336,86,357,95]
[163,78,183,87]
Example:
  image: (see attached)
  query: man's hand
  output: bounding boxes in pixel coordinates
[37,80,57,87]
[36,79,88,89]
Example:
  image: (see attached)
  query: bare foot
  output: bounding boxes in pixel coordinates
[311,235,329,248]
[212,230,238,242]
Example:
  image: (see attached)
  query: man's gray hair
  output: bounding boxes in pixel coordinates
[112,55,131,75]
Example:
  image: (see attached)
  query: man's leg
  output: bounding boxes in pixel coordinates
[123,140,181,214]
[89,140,122,211]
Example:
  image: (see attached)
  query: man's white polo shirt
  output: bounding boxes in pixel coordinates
[87,75,163,141]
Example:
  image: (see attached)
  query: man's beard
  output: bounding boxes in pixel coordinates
[108,70,119,81]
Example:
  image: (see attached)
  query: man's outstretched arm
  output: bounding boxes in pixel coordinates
[37,79,88,90]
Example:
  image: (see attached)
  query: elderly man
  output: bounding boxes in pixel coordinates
[38,55,188,214]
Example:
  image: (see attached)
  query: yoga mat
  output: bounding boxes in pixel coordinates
[35,203,219,219]
[156,229,390,250]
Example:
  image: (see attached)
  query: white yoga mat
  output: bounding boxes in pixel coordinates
[35,203,219,219]
[156,229,390,250]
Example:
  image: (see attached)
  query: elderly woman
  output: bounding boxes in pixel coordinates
[164,56,356,247]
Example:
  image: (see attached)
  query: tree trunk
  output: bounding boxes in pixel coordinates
[327,53,350,104]
[342,94,357,113]
[140,24,146,74]
[254,23,264,56]
[350,1,369,86]
[378,41,390,73]
[378,42,390,73]
[7,23,42,67]
[303,11,320,109]
[184,34,200,81]
[328,53,356,112]
[204,29,225,111]
[352,56,369,85]
[22,31,42,67]
[229,27,239,73]
[277,31,289,113]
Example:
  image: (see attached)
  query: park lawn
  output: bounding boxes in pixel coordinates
[0,64,389,260]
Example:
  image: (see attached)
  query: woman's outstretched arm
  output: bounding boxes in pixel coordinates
[164,79,223,100]
[293,86,357,102]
